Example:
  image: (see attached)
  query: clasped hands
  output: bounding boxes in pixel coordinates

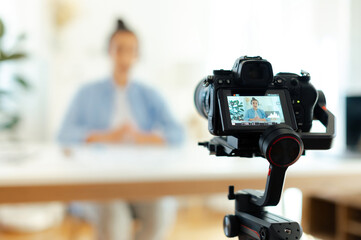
[249,116,266,121]
[86,123,164,144]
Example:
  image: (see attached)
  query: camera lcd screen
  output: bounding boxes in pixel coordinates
[218,89,296,132]
[227,95,285,126]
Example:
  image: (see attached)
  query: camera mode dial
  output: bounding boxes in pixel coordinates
[300,70,311,82]
[203,75,214,87]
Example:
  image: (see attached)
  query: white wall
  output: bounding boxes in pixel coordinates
[205,0,350,153]
[348,0,361,94]
[0,0,357,152]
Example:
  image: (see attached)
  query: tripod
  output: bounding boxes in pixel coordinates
[201,130,303,240]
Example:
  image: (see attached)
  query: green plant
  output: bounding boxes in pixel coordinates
[229,100,244,120]
[0,17,30,130]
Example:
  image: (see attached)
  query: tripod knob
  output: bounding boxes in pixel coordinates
[223,214,240,238]
[259,124,303,167]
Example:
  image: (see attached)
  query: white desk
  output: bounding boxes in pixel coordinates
[0,142,360,203]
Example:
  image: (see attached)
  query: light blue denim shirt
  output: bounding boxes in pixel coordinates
[244,108,268,121]
[57,78,184,145]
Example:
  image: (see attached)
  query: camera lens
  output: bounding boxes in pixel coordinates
[194,80,210,119]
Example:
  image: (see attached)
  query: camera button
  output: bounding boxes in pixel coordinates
[275,79,283,85]
[291,78,299,86]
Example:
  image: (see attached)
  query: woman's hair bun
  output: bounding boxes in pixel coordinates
[108,18,136,48]
[117,19,128,31]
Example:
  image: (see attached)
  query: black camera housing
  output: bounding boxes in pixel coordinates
[195,56,318,136]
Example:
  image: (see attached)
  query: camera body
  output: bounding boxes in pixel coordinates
[194,56,318,136]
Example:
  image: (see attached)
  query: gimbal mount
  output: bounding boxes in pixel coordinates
[198,92,335,240]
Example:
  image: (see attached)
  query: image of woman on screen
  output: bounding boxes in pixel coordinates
[244,97,267,122]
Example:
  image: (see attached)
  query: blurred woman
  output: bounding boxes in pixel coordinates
[58,20,184,240]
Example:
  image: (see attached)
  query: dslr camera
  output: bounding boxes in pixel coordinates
[194,56,335,239]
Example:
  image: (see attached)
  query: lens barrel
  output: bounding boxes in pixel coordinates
[194,79,210,119]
